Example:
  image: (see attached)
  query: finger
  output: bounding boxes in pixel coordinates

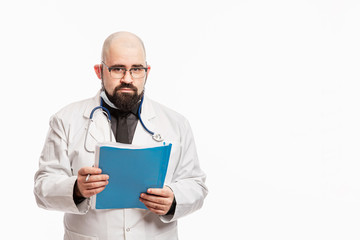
[83,174,109,183]
[78,167,102,176]
[82,186,107,198]
[140,198,168,215]
[146,188,165,197]
[140,193,171,206]
[147,187,173,198]
[83,180,109,190]
[146,207,167,216]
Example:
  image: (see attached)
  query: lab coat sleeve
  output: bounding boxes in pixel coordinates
[33,115,90,214]
[161,119,208,223]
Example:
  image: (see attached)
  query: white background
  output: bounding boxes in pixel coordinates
[1,0,360,239]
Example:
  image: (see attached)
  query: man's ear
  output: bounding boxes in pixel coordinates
[145,65,151,83]
[94,64,102,79]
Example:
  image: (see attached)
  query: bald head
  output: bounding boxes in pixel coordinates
[101,31,146,62]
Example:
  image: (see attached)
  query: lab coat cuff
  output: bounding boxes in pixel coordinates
[76,198,91,214]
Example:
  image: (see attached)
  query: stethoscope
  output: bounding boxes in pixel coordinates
[84,96,164,153]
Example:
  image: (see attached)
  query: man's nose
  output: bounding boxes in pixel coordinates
[120,70,133,84]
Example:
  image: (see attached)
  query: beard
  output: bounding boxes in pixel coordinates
[105,83,144,112]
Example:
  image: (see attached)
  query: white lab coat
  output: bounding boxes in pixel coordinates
[34,91,208,240]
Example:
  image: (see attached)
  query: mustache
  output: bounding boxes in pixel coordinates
[114,83,138,92]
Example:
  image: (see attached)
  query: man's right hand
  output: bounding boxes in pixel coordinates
[75,167,109,198]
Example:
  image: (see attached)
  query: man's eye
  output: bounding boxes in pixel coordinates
[111,68,124,73]
[131,68,141,72]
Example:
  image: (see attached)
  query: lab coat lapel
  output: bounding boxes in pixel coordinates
[83,91,115,151]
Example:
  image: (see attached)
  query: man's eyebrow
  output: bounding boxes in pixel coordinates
[109,64,145,68]
[131,64,145,68]
[109,64,126,68]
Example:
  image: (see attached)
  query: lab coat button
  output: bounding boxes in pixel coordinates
[126,228,130,232]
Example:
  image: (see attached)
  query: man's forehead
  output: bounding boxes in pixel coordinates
[107,45,145,62]
[105,39,145,61]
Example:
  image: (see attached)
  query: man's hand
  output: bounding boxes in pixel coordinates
[139,186,174,215]
[75,167,109,198]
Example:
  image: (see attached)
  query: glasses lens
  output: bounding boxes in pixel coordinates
[110,68,125,79]
[131,68,146,78]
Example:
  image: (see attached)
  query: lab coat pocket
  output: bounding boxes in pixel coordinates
[153,227,178,240]
[64,228,98,240]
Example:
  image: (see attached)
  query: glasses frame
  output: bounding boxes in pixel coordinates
[101,61,148,79]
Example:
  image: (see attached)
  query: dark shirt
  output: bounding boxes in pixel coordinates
[101,98,140,144]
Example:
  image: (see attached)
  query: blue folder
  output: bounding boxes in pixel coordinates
[92,142,172,209]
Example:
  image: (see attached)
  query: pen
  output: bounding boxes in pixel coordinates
[86,165,94,182]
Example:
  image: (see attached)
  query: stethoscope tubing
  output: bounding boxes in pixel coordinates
[90,105,111,121]
[137,96,154,136]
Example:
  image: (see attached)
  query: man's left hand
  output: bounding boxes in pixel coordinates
[139,186,174,215]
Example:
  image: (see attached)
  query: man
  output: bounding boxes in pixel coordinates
[34,31,208,240]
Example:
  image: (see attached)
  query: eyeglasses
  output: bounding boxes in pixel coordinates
[102,61,148,79]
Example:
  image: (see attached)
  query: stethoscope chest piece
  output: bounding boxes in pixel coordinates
[152,133,164,142]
